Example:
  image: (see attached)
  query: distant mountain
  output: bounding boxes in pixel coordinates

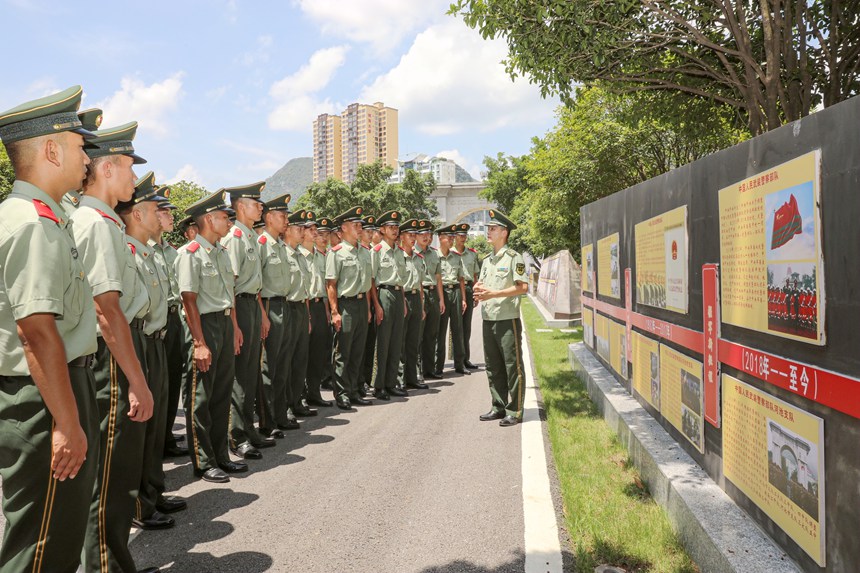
[263,157,313,203]
[454,163,477,183]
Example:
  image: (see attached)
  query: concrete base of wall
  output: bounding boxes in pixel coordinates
[568,343,800,573]
[529,294,581,328]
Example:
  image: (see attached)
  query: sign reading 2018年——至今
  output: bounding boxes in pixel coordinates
[718,151,824,344]
[635,206,688,313]
[722,374,826,566]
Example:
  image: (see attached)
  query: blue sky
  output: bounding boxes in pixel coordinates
[1,0,559,189]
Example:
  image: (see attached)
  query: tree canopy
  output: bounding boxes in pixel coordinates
[451,0,860,135]
[163,180,208,247]
[0,146,14,202]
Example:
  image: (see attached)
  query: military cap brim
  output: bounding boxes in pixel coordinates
[399,218,420,233]
[0,85,98,144]
[436,224,459,235]
[178,216,198,232]
[84,121,147,164]
[225,181,266,202]
[336,206,365,226]
[185,190,232,218]
[486,209,517,230]
[77,108,104,132]
[287,209,307,225]
[264,193,291,211]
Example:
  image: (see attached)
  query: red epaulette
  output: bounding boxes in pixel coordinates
[331,244,343,252]
[258,235,268,245]
[363,244,370,250]
[233,228,243,238]
[468,247,477,253]
[416,251,424,259]
[32,199,60,224]
[373,243,383,252]
[127,242,136,255]
[94,208,121,228]
[452,250,462,256]
[187,241,201,253]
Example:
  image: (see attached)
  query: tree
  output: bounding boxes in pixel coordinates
[451,0,860,135]
[480,152,528,214]
[0,146,14,202]
[466,234,493,261]
[163,180,208,247]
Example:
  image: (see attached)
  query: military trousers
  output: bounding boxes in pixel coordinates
[230,296,265,448]
[400,290,423,387]
[306,298,330,401]
[374,287,405,391]
[136,333,168,521]
[83,331,148,573]
[332,296,369,400]
[0,365,99,573]
[162,308,188,452]
[421,287,441,375]
[361,310,377,388]
[463,282,475,363]
[258,297,292,430]
[186,311,234,474]
[436,286,466,372]
[483,318,525,419]
[286,301,309,410]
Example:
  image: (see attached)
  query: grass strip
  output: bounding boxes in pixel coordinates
[521,299,698,573]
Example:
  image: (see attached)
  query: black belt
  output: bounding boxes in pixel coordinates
[203,309,232,317]
[443,284,458,290]
[287,300,307,306]
[168,305,180,314]
[405,289,420,295]
[69,354,95,368]
[339,293,365,301]
[262,296,286,302]
[309,297,324,303]
[146,328,168,341]
[236,292,258,299]
[423,285,435,292]
[378,284,402,292]
[129,317,144,330]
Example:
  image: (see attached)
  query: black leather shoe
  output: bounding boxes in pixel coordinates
[231,442,262,460]
[219,460,248,473]
[431,370,444,378]
[277,419,300,431]
[307,396,333,408]
[499,415,520,427]
[455,367,471,375]
[156,495,187,514]
[389,386,408,397]
[138,568,161,573]
[373,389,390,401]
[407,381,429,390]
[336,396,352,410]
[359,383,370,397]
[351,395,372,406]
[198,468,229,483]
[293,404,318,417]
[479,410,505,421]
[251,437,276,449]
[464,361,479,370]
[260,427,285,438]
[132,510,175,530]
[163,444,188,457]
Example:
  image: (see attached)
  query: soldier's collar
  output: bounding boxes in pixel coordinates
[233,220,254,237]
[127,235,151,255]
[11,180,68,226]
[194,234,216,252]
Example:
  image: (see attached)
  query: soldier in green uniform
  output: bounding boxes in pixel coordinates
[474,210,529,426]
[359,214,378,396]
[301,211,333,407]
[221,182,274,461]
[326,207,373,409]
[0,86,101,573]
[315,217,337,392]
[72,119,160,573]
[116,173,186,532]
[454,224,481,370]
[417,221,445,380]
[398,219,429,391]
[256,194,294,436]
[60,107,102,217]
[436,224,469,376]
[178,215,198,241]
[370,211,408,400]
[176,191,247,483]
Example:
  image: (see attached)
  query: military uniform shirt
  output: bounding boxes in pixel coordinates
[371,241,406,287]
[175,234,235,314]
[0,181,98,376]
[150,239,180,307]
[359,244,373,292]
[457,247,480,282]
[222,221,262,295]
[61,189,82,217]
[128,236,168,335]
[402,249,426,292]
[439,250,465,286]
[325,241,365,298]
[258,231,292,298]
[72,195,149,324]
[420,246,442,287]
[479,245,527,321]
[285,244,309,302]
[310,247,328,298]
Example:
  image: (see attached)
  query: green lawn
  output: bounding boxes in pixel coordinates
[522,299,698,573]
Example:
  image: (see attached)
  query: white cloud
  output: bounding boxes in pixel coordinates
[296,0,448,54]
[97,73,185,138]
[268,46,349,132]
[167,164,204,185]
[435,149,483,180]
[360,20,557,136]
[238,35,273,66]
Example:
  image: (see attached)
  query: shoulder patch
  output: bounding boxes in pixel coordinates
[258,235,268,245]
[373,243,383,252]
[468,247,477,253]
[516,262,525,275]
[233,228,243,238]
[331,244,343,252]
[187,241,201,253]
[506,249,518,257]
[127,242,136,255]
[32,199,60,224]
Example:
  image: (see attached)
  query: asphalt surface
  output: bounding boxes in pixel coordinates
[131,312,527,573]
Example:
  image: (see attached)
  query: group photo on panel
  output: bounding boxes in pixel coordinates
[0,87,528,573]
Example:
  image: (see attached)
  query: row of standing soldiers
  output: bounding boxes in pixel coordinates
[0,86,528,573]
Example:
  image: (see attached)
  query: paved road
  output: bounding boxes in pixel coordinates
[131,313,528,573]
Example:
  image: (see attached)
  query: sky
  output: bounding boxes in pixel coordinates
[1,0,560,190]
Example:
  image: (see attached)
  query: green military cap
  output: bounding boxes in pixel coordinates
[0,85,96,144]
[287,209,306,226]
[77,108,103,131]
[486,208,517,230]
[362,214,378,231]
[336,206,365,226]
[376,210,402,227]
[264,193,291,212]
[456,223,470,235]
[178,216,198,233]
[304,210,318,226]
[253,219,265,229]
[185,189,231,218]
[399,218,420,233]
[116,171,168,212]
[156,185,177,210]
[416,219,434,234]
[85,121,147,164]
[436,223,459,235]
[317,217,334,232]
[226,181,265,202]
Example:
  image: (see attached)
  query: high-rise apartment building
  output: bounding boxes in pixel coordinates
[312,102,398,184]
